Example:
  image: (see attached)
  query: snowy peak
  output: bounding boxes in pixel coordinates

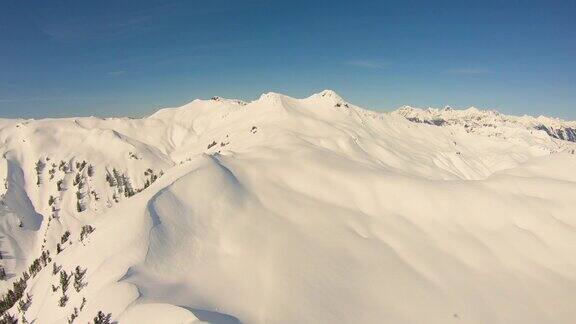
[150,90,351,124]
[256,91,294,105]
[208,96,247,106]
[254,90,347,107]
[307,89,345,103]
[394,105,576,142]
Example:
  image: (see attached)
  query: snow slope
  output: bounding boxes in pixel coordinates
[0,90,575,323]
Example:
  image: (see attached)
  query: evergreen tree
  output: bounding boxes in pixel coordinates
[61,231,71,244]
[40,250,51,267]
[93,311,112,324]
[52,263,61,275]
[0,277,27,315]
[80,225,95,241]
[112,169,122,187]
[60,270,70,293]
[73,266,87,292]
[17,293,31,314]
[76,201,83,213]
[58,294,68,307]
[105,172,116,187]
[28,259,41,277]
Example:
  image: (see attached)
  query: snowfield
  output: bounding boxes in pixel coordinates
[0,90,575,323]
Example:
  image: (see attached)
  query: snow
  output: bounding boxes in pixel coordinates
[394,105,576,143]
[0,90,575,323]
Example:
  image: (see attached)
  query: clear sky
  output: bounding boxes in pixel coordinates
[1,0,575,119]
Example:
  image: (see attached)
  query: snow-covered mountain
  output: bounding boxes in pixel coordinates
[0,90,575,324]
[394,105,576,142]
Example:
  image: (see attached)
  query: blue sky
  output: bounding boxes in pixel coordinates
[1,0,575,119]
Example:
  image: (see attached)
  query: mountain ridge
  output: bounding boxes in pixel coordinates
[2,90,575,137]
[393,104,576,142]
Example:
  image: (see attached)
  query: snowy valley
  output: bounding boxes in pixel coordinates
[0,90,575,324]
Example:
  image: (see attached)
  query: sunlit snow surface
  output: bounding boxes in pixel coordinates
[0,90,575,323]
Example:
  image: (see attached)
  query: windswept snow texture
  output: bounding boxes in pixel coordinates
[0,90,576,324]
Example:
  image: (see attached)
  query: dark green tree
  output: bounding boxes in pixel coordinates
[73,266,87,292]
[93,311,112,324]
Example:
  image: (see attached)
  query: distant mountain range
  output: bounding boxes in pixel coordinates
[394,105,576,142]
